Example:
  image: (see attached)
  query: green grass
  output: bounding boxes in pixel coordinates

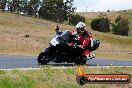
[0,70,34,88]
[129,33,132,37]
[92,30,132,59]
[85,19,92,27]
[93,31,132,46]
[0,66,132,88]
[0,76,34,88]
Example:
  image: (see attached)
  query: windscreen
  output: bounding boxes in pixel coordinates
[58,30,73,43]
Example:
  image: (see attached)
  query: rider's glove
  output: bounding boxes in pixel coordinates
[55,25,59,32]
[73,44,84,50]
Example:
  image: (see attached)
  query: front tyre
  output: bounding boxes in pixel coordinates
[75,57,87,65]
[37,52,49,65]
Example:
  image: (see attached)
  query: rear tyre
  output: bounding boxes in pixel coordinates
[37,52,50,65]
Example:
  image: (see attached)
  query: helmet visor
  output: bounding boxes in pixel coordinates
[77,28,85,34]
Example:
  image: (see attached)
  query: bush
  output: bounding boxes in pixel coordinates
[107,10,110,12]
[112,15,129,36]
[91,18,111,32]
[69,14,85,26]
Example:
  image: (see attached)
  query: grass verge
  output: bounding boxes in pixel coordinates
[0,66,132,88]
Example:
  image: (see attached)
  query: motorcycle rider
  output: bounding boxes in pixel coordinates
[70,22,95,60]
[55,22,95,61]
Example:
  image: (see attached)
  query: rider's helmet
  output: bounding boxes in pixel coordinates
[76,22,86,34]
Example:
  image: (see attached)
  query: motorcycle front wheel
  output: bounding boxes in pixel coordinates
[37,52,50,65]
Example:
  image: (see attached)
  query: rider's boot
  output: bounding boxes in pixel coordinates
[86,54,95,60]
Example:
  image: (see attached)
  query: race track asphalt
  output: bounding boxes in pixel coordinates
[0,55,132,69]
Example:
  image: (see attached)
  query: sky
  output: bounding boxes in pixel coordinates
[73,0,132,12]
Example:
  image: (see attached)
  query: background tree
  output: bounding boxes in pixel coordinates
[112,15,129,36]
[27,0,40,15]
[39,0,75,22]
[12,0,19,12]
[39,0,62,21]
[91,17,111,32]
[0,0,7,12]
[64,0,76,24]
[107,10,110,12]
[69,14,85,26]
[0,0,76,23]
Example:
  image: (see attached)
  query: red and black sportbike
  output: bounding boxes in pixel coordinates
[37,30,100,65]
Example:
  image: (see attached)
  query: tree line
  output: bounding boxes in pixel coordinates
[0,0,77,23]
[91,13,129,36]
[1,0,128,36]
